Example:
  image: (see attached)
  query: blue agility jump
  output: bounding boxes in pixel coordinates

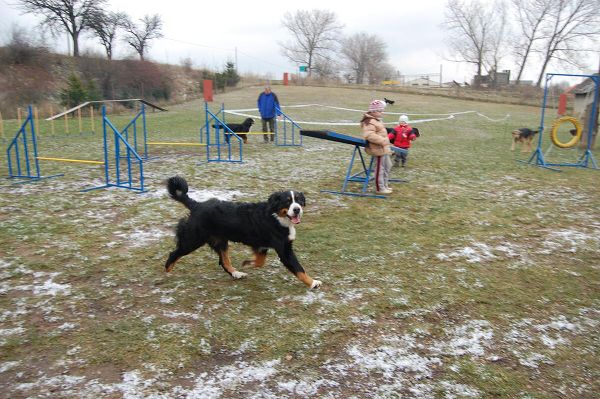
[300,130,407,199]
[6,105,62,183]
[275,105,302,147]
[83,105,146,192]
[204,102,243,163]
[526,73,599,171]
[5,104,145,192]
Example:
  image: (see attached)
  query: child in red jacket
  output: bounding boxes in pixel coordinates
[388,114,417,167]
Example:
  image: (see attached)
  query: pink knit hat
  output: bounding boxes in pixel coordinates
[368,99,386,112]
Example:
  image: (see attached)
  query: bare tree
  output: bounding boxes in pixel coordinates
[340,32,388,84]
[279,9,343,76]
[485,0,511,85]
[443,0,505,84]
[535,0,600,87]
[16,0,106,57]
[311,58,341,80]
[122,14,163,61]
[510,0,553,83]
[89,10,127,60]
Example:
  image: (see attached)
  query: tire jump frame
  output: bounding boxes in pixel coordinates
[300,130,407,199]
[6,105,146,192]
[526,73,599,171]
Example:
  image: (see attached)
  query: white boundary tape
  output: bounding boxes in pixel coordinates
[224,104,510,126]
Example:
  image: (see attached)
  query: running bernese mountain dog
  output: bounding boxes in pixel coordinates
[212,118,255,144]
[164,176,322,289]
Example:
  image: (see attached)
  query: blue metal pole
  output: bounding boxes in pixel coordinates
[6,140,13,177]
[22,108,32,177]
[29,105,41,178]
[205,102,211,161]
[142,103,148,159]
[14,133,22,176]
[139,159,144,191]
[342,147,359,193]
[585,76,599,153]
[126,145,132,188]
[115,127,121,186]
[102,106,110,186]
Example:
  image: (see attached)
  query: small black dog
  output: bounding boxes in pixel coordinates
[384,97,395,105]
[164,176,322,289]
[212,117,255,143]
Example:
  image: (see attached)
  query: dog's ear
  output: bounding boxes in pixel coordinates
[267,191,287,213]
[294,191,305,207]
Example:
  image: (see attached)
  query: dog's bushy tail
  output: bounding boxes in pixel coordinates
[167,176,195,209]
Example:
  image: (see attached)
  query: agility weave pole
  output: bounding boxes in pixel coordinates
[526,73,599,171]
[6,105,63,183]
[300,130,407,199]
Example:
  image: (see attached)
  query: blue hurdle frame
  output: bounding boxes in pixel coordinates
[83,106,146,192]
[526,73,599,171]
[275,106,302,147]
[6,105,62,183]
[204,102,243,163]
[119,103,149,160]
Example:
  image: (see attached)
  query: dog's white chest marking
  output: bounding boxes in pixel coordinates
[288,225,296,241]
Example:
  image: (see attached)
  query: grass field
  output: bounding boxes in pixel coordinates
[1,85,599,398]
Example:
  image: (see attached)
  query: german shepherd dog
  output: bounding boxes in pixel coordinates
[511,128,538,152]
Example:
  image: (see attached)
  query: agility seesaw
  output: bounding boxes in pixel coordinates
[300,130,407,199]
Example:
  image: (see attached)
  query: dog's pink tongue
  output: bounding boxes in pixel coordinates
[291,215,301,224]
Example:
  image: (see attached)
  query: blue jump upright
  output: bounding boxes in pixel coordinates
[6,105,62,183]
[83,106,146,192]
[204,102,243,163]
[300,130,407,199]
[275,106,302,147]
[119,103,149,160]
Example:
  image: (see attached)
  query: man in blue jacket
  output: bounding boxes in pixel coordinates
[257,86,280,142]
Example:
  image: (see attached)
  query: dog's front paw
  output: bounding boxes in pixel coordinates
[231,271,248,279]
[310,280,322,289]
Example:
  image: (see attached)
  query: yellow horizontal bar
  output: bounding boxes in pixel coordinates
[147,142,206,146]
[37,156,104,165]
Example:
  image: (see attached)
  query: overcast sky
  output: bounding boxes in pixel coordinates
[0,0,597,84]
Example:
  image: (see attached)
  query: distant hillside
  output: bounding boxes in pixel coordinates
[0,45,244,118]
